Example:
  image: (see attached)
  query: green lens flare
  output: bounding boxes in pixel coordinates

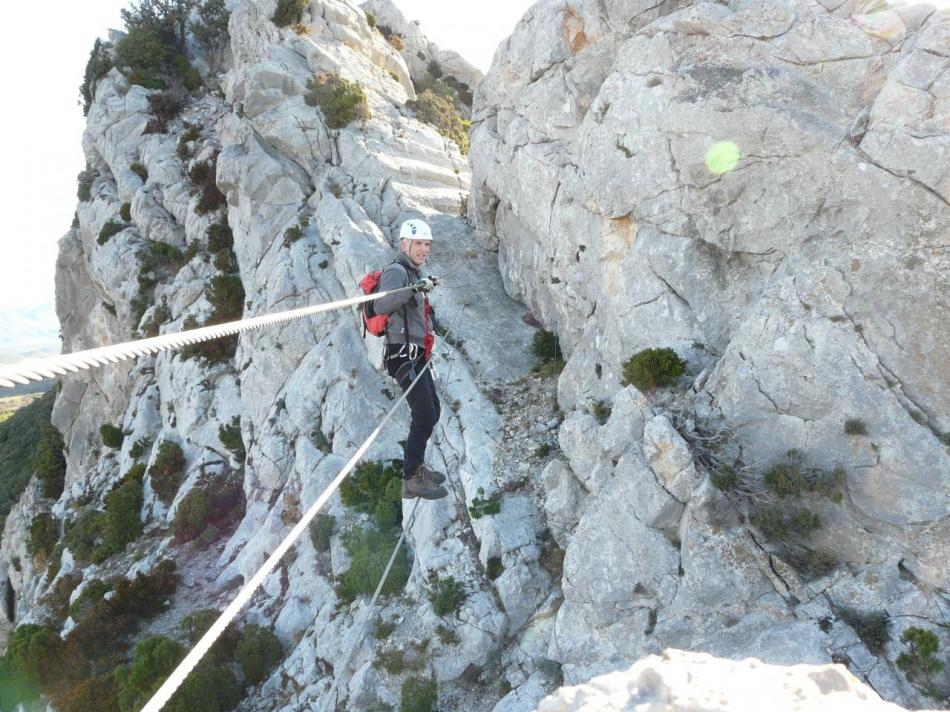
[705,141,741,175]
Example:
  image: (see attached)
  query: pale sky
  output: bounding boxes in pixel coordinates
[0,0,535,355]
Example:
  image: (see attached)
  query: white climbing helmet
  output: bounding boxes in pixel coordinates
[398,218,433,241]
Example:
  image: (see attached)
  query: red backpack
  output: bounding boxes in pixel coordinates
[359,269,389,337]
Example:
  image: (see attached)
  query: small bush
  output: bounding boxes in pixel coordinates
[120,202,132,221]
[531,329,561,363]
[114,635,184,711]
[6,624,62,688]
[96,478,144,561]
[98,220,127,246]
[69,579,112,622]
[408,90,470,154]
[309,513,334,552]
[591,400,611,425]
[179,315,237,364]
[710,465,738,491]
[80,38,114,115]
[129,438,152,460]
[164,661,241,712]
[468,487,501,519]
[896,626,944,698]
[305,73,371,129]
[32,423,66,499]
[272,0,307,27]
[130,162,148,182]
[188,152,227,214]
[844,418,868,436]
[180,609,241,662]
[63,509,107,562]
[337,525,410,602]
[373,619,396,640]
[212,248,238,272]
[763,450,844,502]
[534,443,551,459]
[172,472,245,545]
[116,26,170,90]
[621,347,686,391]
[234,624,283,685]
[834,607,889,656]
[365,10,376,28]
[28,513,59,560]
[218,416,245,462]
[750,505,821,540]
[436,624,460,646]
[141,302,171,337]
[400,676,437,712]
[100,423,125,448]
[486,556,504,581]
[340,460,403,529]
[428,574,466,617]
[148,440,186,504]
[77,167,97,201]
[206,221,233,251]
[538,658,563,688]
[207,273,245,322]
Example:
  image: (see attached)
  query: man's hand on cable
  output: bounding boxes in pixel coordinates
[414,276,439,293]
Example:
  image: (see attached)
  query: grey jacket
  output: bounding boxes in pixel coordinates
[373,253,428,347]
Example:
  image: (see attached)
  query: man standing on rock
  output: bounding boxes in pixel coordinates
[373,218,448,500]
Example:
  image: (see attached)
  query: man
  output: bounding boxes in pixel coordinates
[373,218,448,500]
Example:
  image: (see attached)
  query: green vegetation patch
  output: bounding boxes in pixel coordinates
[100,423,125,448]
[400,676,437,712]
[305,73,371,129]
[272,0,308,27]
[68,579,112,622]
[750,505,821,540]
[763,450,844,502]
[77,166,97,201]
[98,220,127,246]
[428,574,466,617]
[336,525,410,603]
[80,39,114,115]
[340,460,403,529]
[407,90,470,154]
[896,626,944,699]
[171,471,245,545]
[218,416,245,462]
[28,513,59,562]
[468,487,501,520]
[148,440,186,504]
[114,635,184,711]
[834,607,890,656]
[234,624,283,685]
[188,152,227,214]
[309,513,334,553]
[621,347,686,391]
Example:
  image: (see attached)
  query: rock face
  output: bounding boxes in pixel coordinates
[2,0,950,711]
[533,649,936,712]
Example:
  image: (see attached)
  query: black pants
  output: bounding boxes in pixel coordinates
[386,345,441,477]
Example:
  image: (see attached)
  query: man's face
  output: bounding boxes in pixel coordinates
[405,239,431,267]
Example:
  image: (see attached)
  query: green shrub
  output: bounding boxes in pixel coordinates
[177,124,201,160]
[149,440,186,504]
[207,273,245,322]
[134,241,185,328]
[750,505,821,540]
[218,416,245,462]
[844,418,868,436]
[164,661,241,712]
[6,624,62,688]
[468,487,501,519]
[32,420,66,499]
[115,635,184,712]
[96,478,144,561]
[400,676,437,712]
[77,167,97,201]
[896,627,944,698]
[538,658,563,688]
[305,73,371,129]
[591,400,611,425]
[408,90,470,154]
[373,619,396,640]
[69,579,112,622]
[180,609,241,662]
[191,0,230,72]
[763,450,844,502]
[365,11,376,28]
[98,220,127,246]
[116,26,170,90]
[130,162,148,182]
[149,89,188,130]
[100,423,125,448]
[80,38,114,115]
[428,574,466,617]
[120,202,132,221]
[0,656,39,710]
[621,347,686,391]
[141,302,171,337]
[171,54,202,92]
[28,513,58,560]
[436,624,459,645]
[272,0,307,27]
[309,513,334,552]
[340,460,403,529]
[212,248,238,272]
[337,525,410,602]
[710,465,737,492]
[129,438,152,460]
[42,572,82,626]
[179,315,238,364]
[171,472,245,545]
[834,607,889,656]
[121,0,193,49]
[534,443,551,459]
[188,153,227,214]
[63,509,107,562]
[206,221,233,251]
[235,624,283,685]
[531,329,561,363]
[282,216,309,247]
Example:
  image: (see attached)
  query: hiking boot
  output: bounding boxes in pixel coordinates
[402,465,448,500]
[419,463,446,484]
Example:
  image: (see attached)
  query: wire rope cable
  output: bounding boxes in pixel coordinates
[140,359,435,712]
[0,285,417,389]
